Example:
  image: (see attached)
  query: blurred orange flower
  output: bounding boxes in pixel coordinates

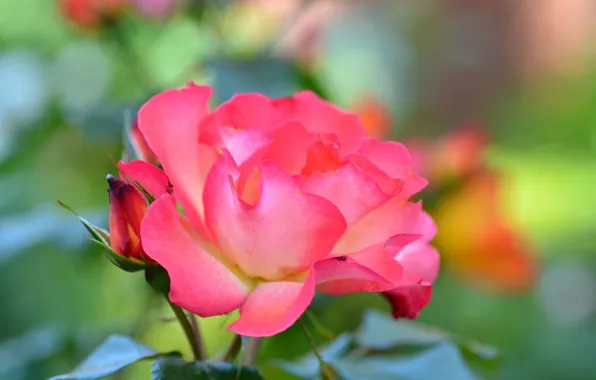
[353,95,393,140]
[435,169,538,292]
[59,0,128,30]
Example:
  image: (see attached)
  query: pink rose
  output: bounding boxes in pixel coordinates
[121,84,439,337]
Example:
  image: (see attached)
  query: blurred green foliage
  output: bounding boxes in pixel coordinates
[2,1,596,380]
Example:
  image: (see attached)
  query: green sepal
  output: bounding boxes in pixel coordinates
[57,200,146,272]
[145,264,171,295]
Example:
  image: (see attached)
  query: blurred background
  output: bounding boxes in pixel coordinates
[2,0,596,379]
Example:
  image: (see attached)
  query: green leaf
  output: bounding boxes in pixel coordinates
[49,335,163,380]
[275,333,352,379]
[58,201,146,272]
[356,310,499,367]
[333,342,478,380]
[152,356,264,380]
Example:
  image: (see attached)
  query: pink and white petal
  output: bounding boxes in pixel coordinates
[279,91,367,152]
[346,153,404,195]
[414,211,438,242]
[334,199,425,254]
[264,122,315,174]
[141,193,250,317]
[228,271,316,337]
[137,84,213,236]
[349,244,404,284]
[356,139,428,197]
[395,241,440,283]
[314,256,398,295]
[201,93,283,135]
[118,160,171,199]
[382,283,433,319]
[203,154,347,280]
[300,161,391,225]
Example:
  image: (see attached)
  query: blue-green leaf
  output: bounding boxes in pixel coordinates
[333,342,478,380]
[152,356,264,380]
[356,310,499,366]
[49,335,162,380]
[275,333,352,379]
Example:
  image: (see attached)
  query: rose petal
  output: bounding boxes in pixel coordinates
[300,161,391,225]
[382,283,432,319]
[141,193,251,317]
[355,139,427,198]
[395,241,440,283]
[286,91,367,152]
[334,199,426,254]
[314,255,399,295]
[203,153,347,280]
[118,160,171,199]
[264,121,315,174]
[137,84,213,237]
[228,270,316,337]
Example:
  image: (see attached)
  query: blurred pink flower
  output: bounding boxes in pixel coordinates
[132,0,176,19]
[121,84,439,336]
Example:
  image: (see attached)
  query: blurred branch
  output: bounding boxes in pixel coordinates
[242,337,261,366]
[222,334,242,362]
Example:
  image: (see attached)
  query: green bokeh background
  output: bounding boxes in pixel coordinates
[2,1,596,379]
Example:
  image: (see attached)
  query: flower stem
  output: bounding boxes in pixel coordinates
[188,311,208,361]
[298,318,324,364]
[223,334,243,362]
[168,300,205,361]
[298,318,336,379]
[242,337,262,366]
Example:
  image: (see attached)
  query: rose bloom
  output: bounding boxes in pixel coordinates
[119,84,439,337]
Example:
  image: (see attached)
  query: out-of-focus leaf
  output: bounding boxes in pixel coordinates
[333,342,477,380]
[356,310,499,368]
[49,335,164,379]
[207,57,299,103]
[0,326,66,379]
[275,333,352,379]
[356,310,446,348]
[152,356,264,380]
[0,204,101,263]
[57,201,146,272]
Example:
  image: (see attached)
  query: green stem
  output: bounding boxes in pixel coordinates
[306,310,335,340]
[223,334,243,362]
[298,319,335,380]
[188,311,208,361]
[168,301,205,361]
[298,318,324,364]
[242,337,261,366]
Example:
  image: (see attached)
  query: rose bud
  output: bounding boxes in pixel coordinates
[107,174,149,262]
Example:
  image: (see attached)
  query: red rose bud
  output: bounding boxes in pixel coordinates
[107,174,149,262]
[59,0,128,30]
